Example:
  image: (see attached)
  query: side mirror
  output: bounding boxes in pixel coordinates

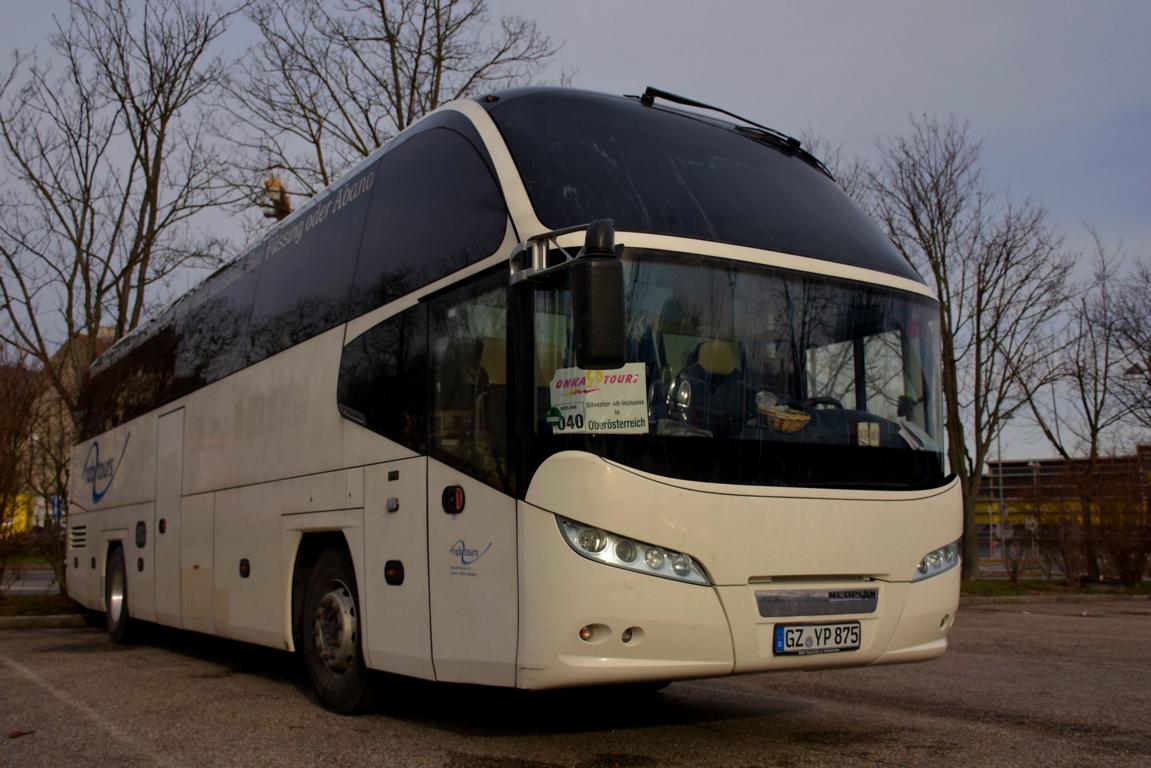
[572,219,625,369]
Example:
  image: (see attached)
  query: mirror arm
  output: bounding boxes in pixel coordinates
[508,219,620,286]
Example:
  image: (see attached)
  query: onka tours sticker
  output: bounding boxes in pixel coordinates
[546,363,648,435]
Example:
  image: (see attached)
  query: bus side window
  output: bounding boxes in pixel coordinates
[174,254,261,391]
[248,164,374,364]
[336,304,428,453]
[428,277,508,491]
[348,128,507,319]
[78,321,180,440]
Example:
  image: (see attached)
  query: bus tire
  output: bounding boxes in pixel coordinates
[301,547,374,714]
[105,545,134,644]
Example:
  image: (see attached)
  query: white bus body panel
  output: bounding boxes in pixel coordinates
[517,500,736,689]
[362,457,433,680]
[214,482,286,647]
[65,507,98,608]
[181,325,407,497]
[154,408,183,627]
[527,452,959,585]
[516,451,960,685]
[427,458,518,686]
[180,492,215,634]
[67,418,157,615]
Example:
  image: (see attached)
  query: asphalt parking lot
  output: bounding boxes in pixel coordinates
[1,599,1149,767]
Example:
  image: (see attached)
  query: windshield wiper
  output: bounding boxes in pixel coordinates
[634,86,832,179]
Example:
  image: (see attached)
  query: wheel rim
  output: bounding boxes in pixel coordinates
[313,579,358,674]
[108,559,125,625]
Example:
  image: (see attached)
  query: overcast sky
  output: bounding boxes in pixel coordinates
[4,0,1149,456]
[492,0,1151,263]
[491,0,1151,457]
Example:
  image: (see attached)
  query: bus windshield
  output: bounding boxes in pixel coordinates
[529,249,945,490]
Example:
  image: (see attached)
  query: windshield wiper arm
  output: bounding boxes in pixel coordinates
[638,86,797,146]
[635,86,832,178]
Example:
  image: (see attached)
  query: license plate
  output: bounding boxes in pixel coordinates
[773,621,861,656]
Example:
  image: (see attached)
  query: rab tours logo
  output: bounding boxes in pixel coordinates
[450,540,491,566]
[83,433,131,505]
[552,369,641,397]
[449,539,491,577]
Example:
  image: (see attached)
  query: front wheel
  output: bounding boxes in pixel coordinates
[105,546,134,644]
[301,547,375,714]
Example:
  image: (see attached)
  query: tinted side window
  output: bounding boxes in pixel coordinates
[349,129,507,318]
[174,253,260,391]
[337,304,428,453]
[429,273,509,491]
[78,322,180,440]
[248,164,376,363]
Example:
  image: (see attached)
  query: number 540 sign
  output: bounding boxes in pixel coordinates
[546,364,648,435]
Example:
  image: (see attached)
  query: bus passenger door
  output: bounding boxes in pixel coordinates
[426,276,518,686]
[154,408,183,627]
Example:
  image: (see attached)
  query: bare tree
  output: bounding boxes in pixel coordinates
[1017,232,1135,580]
[226,0,559,204]
[0,0,242,422]
[869,114,1072,579]
[795,130,871,209]
[1095,454,1151,586]
[0,346,39,596]
[1114,257,1151,430]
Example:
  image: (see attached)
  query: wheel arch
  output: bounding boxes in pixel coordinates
[290,531,355,654]
[102,537,127,612]
[104,539,135,643]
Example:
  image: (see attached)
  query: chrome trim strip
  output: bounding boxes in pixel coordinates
[755,588,879,618]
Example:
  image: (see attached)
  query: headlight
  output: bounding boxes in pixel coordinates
[557,517,710,585]
[913,539,961,582]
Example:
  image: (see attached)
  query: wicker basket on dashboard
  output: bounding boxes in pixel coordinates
[759,406,811,433]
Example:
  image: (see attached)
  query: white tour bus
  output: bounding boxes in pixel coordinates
[68,87,961,713]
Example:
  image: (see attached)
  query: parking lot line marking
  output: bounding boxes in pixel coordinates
[0,652,174,767]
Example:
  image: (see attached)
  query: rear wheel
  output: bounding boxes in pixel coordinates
[301,547,374,714]
[105,546,134,644]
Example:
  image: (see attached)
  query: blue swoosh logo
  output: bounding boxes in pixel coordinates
[85,433,130,505]
[449,540,492,566]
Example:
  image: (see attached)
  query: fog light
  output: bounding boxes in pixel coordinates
[621,628,633,643]
[579,626,594,642]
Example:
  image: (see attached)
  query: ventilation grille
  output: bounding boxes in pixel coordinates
[69,525,87,549]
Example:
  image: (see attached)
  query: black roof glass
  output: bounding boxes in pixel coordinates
[485,88,920,283]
